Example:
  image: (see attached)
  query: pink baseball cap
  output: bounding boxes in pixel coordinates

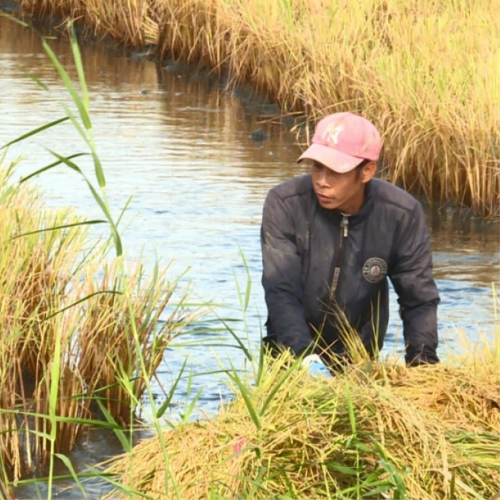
[298,112,383,173]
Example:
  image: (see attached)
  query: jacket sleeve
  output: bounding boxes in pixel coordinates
[261,189,313,355]
[389,202,440,366]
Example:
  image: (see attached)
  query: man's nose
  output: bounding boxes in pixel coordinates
[316,169,330,187]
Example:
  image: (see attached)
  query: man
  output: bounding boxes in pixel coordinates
[261,112,439,374]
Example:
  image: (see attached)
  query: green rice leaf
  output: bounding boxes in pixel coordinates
[156,358,188,419]
[219,318,253,361]
[259,358,302,416]
[345,379,357,435]
[41,37,91,130]
[21,71,50,91]
[54,454,87,498]
[180,387,203,424]
[0,116,69,150]
[49,326,62,441]
[226,363,261,431]
[46,149,122,256]
[325,462,358,476]
[62,104,92,148]
[69,23,89,110]
[8,219,107,241]
[0,12,29,26]
[19,153,88,183]
[96,399,132,453]
[43,290,123,320]
[91,150,106,189]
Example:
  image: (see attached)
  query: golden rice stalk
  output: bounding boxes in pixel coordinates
[77,259,191,426]
[107,346,500,500]
[0,171,198,481]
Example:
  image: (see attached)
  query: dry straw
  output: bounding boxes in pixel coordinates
[0,170,197,485]
[18,0,500,216]
[107,335,500,500]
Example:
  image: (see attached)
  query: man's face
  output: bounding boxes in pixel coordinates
[310,161,370,214]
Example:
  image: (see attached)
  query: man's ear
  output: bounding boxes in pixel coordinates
[361,161,376,184]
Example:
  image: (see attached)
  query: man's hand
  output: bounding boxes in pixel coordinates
[302,354,332,378]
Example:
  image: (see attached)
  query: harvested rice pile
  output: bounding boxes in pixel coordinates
[107,347,500,500]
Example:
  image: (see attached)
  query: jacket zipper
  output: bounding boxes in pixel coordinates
[330,214,349,298]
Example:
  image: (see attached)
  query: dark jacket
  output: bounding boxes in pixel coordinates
[261,175,440,366]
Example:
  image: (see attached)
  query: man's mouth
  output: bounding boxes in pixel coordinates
[316,193,332,202]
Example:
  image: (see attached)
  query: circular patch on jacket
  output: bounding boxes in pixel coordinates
[362,257,388,283]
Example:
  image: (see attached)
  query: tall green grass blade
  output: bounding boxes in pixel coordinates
[85,180,122,255]
[66,28,107,189]
[255,342,265,387]
[0,117,69,150]
[10,412,125,430]
[19,153,88,183]
[180,387,203,424]
[41,38,91,130]
[259,358,301,416]
[370,438,407,498]
[15,472,116,486]
[325,462,358,476]
[91,144,105,189]
[43,290,123,321]
[235,466,270,496]
[46,149,122,255]
[47,325,63,500]
[237,246,252,313]
[345,380,357,435]
[8,220,107,241]
[54,454,87,498]
[226,363,261,430]
[96,400,132,453]
[115,194,133,228]
[21,71,50,91]
[69,23,89,110]
[85,465,155,500]
[219,318,253,361]
[46,149,85,175]
[61,104,92,149]
[0,12,29,27]
[156,358,188,419]
[49,333,62,433]
[362,483,394,497]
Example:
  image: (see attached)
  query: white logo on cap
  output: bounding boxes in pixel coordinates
[322,124,344,145]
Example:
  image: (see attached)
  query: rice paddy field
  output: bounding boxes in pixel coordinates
[0,0,499,498]
[17,0,500,217]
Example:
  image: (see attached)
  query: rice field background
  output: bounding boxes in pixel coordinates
[0,1,499,499]
[17,0,500,217]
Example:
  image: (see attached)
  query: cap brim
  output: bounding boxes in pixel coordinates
[297,144,363,173]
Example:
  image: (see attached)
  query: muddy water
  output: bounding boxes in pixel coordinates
[1,14,499,498]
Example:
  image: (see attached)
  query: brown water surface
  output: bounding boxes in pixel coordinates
[1,14,499,498]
